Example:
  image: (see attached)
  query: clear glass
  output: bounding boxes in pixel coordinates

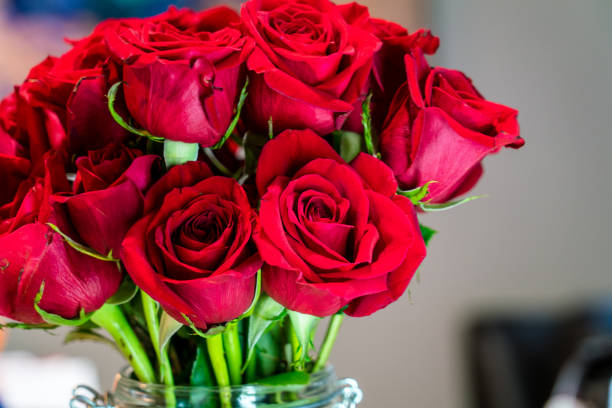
[70,366,362,408]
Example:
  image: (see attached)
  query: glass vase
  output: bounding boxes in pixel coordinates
[70,365,362,408]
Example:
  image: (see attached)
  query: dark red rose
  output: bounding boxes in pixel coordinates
[105,6,253,146]
[16,28,127,162]
[0,153,122,324]
[380,54,524,203]
[254,129,426,317]
[241,0,381,135]
[0,94,30,214]
[121,162,261,329]
[55,144,160,256]
[338,2,439,131]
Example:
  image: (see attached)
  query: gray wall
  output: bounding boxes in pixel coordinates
[330,0,612,406]
[4,1,612,407]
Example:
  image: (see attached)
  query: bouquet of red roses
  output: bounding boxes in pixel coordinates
[0,0,523,406]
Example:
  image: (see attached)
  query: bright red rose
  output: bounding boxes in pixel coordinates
[55,144,160,256]
[16,28,127,162]
[254,129,426,317]
[0,153,123,324]
[241,0,381,135]
[105,6,253,146]
[338,2,439,131]
[121,162,261,329]
[380,53,524,203]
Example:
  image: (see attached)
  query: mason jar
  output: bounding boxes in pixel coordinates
[70,365,362,408]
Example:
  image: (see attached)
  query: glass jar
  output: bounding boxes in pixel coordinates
[70,366,362,408]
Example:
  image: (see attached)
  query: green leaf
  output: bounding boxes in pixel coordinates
[332,130,364,163]
[0,322,57,331]
[34,282,93,326]
[288,310,320,368]
[64,328,119,352]
[419,224,437,247]
[242,131,268,176]
[361,92,379,158]
[212,77,249,150]
[253,371,310,386]
[268,117,274,140]
[105,276,138,305]
[159,311,183,353]
[398,180,437,204]
[190,342,216,386]
[46,223,118,263]
[419,194,486,212]
[255,324,283,378]
[163,140,199,168]
[107,82,164,143]
[243,294,285,372]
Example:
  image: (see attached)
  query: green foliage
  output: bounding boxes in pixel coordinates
[212,77,249,150]
[107,82,164,143]
[106,277,138,306]
[419,195,486,212]
[361,93,379,158]
[419,224,437,247]
[253,371,310,386]
[398,181,437,204]
[332,130,364,163]
[244,294,285,371]
[34,282,92,326]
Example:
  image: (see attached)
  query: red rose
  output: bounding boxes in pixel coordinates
[241,0,381,135]
[338,2,439,131]
[0,95,30,214]
[380,54,524,203]
[254,129,426,317]
[55,144,160,256]
[16,28,127,162]
[105,6,253,146]
[0,153,122,324]
[121,162,261,329]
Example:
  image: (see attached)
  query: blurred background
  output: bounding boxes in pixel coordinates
[1,0,611,407]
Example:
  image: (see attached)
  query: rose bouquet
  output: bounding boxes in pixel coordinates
[0,0,523,407]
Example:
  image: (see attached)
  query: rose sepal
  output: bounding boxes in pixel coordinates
[107,82,164,143]
[398,180,438,204]
[211,77,250,150]
[243,293,286,372]
[105,275,138,306]
[419,194,486,212]
[47,223,119,263]
[34,282,93,326]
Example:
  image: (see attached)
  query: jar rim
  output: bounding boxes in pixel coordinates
[113,364,337,394]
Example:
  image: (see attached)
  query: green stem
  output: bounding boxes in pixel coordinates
[288,323,304,371]
[222,323,243,385]
[141,293,175,406]
[313,314,344,372]
[206,334,232,408]
[91,304,156,384]
[245,354,257,383]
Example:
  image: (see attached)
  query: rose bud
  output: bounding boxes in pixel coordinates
[241,0,381,136]
[380,53,524,203]
[105,6,254,146]
[254,129,426,317]
[0,153,122,324]
[121,162,262,329]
